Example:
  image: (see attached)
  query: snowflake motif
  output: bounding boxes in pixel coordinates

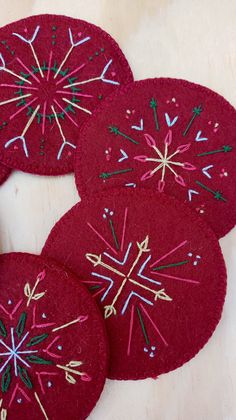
[0,24,120,161]
[85,207,200,356]
[103,100,231,204]
[86,236,172,318]
[134,130,196,192]
[0,323,49,382]
[0,269,90,419]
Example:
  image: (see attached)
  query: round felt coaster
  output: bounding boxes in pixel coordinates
[0,14,133,175]
[75,78,236,238]
[0,163,11,185]
[0,253,108,419]
[42,189,226,380]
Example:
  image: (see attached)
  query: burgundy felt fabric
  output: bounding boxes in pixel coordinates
[0,14,133,175]
[0,163,11,185]
[75,78,236,238]
[0,253,108,419]
[42,189,226,380]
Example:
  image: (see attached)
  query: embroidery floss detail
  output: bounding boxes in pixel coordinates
[42,189,227,380]
[76,78,236,238]
[0,253,108,419]
[0,14,133,175]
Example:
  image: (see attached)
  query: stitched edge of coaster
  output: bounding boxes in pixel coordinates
[0,163,11,185]
[0,251,110,415]
[0,14,134,175]
[42,188,227,380]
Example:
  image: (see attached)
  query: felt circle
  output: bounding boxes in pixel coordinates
[0,163,11,185]
[75,78,236,238]
[0,253,108,419]
[0,14,133,175]
[42,189,226,380]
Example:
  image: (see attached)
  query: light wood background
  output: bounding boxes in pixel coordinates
[0,1,235,419]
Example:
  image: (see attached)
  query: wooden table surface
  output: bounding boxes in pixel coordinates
[0,1,235,419]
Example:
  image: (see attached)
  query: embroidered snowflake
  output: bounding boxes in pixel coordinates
[0,23,120,161]
[85,207,200,356]
[0,269,90,419]
[103,100,231,205]
[134,130,196,192]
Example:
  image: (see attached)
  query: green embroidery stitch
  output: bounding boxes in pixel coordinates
[1,365,11,393]
[39,138,45,156]
[67,77,76,85]
[0,121,8,130]
[152,260,189,271]
[197,145,233,157]
[26,355,53,365]
[196,181,227,202]
[150,98,159,130]
[183,105,202,136]
[89,285,101,291]
[26,334,49,348]
[17,365,33,389]
[1,39,15,56]
[136,307,150,346]
[0,320,7,338]
[14,62,80,123]
[109,219,119,250]
[109,126,139,145]
[100,168,133,179]
[16,312,27,339]
[88,47,105,62]
[20,72,30,81]
[52,25,57,46]
[17,99,26,107]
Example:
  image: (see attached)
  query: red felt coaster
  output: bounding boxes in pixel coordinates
[76,78,236,238]
[42,189,226,380]
[0,253,108,419]
[0,14,133,175]
[0,163,11,185]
